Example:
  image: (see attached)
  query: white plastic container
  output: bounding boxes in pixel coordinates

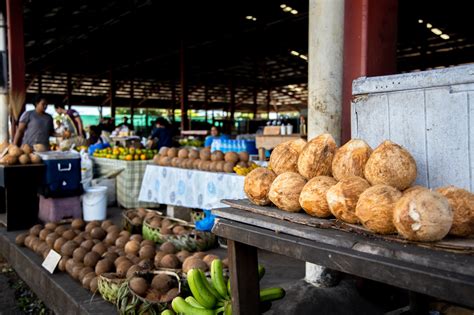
[286,124,293,135]
[82,186,108,221]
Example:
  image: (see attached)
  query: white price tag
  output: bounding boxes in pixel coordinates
[41,250,62,274]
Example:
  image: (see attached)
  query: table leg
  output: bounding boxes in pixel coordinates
[228,240,260,315]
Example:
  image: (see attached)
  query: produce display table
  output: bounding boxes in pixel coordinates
[0,164,45,231]
[138,165,246,209]
[91,157,158,208]
[212,200,474,315]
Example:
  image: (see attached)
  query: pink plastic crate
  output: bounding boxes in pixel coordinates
[38,195,82,223]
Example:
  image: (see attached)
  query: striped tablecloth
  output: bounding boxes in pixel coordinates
[138,165,246,209]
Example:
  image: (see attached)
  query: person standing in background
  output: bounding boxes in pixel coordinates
[54,103,85,138]
[13,94,54,148]
[204,126,228,147]
[148,117,173,149]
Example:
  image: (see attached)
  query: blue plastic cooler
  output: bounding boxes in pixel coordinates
[37,151,83,198]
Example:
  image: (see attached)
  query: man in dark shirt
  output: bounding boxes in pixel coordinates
[149,118,173,149]
[13,95,54,147]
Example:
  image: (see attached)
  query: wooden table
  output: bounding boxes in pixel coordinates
[255,134,304,150]
[212,201,474,315]
[0,164,45,231]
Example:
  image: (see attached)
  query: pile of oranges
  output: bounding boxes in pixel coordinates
[93,146,157,161]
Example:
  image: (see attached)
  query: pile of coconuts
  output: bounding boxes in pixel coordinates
[145,216,193,236]
[128,272,180,303]
[123,208,157,233]
[15,218,228,298]
[153,147,250,173]
[244,134,474,242]
[0,142,43,165]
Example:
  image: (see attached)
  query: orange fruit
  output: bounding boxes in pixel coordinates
[140,154,147,160]
[125,154,133,161]
[134,154,139,160]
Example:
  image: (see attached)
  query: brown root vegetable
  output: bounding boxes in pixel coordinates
[268,172,307,212]
[297,134,337,179]
[393,190,453,241]
[58,256,70,272]
[331,139,372,181]
[364,140,417,190]
[355,184,402,234]
[90,277,99,293]
[62,230,76,241]
[85,221,101,233]
[244,168,277,206]
[326,176,371,224]
[299,176,337,218]
[436,186,474,237]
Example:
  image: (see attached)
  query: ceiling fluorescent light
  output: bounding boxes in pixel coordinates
[291,9,298,14]
[280,4,287,8]
[418,19,423,23]
[431,28,442,35]
[426,23,432,29]
[290,50,300,56]
[300,55,308,60]
[440,34,450,40]
[283,7,292,12]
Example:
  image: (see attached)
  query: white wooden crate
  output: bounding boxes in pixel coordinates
[351,64,474,191]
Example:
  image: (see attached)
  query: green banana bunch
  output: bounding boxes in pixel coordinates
[170,259,285,315]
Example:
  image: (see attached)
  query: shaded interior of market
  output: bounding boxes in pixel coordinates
[13,0,474,134]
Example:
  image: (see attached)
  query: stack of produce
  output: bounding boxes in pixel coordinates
[244,135,474,242]
[153,147,257,175]
[16,218,230,313]
[123,208,160,234]
[167,259,285,315]
[0,142,43,165]
[93,146,157,161]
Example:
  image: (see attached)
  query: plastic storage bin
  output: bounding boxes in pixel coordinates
[37,151,83,198]
[38,195,82,222]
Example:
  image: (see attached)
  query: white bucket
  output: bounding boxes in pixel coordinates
[82,186,108,221]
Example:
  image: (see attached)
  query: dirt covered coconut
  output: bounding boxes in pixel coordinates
[297,134,337,179]
[393,189,453,241]
[269,139,307,175]
[436,186,474,237]
[244,168,277,206]
[331,139,372,181]
[364,140,417,190]
[268,172,307,212]
[326,176,371,224]
[299,176,337,218]
[355,184,402,234]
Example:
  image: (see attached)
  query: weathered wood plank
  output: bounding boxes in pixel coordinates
[387,90,428,186]
[212,207,474,275]
[212,218,474,309]
[425,87,470,189]
[228,241,260,315]
[352,93,390,148]
[221,199,336,229]
[469,91,474,192]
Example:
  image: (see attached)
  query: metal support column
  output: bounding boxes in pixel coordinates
[341,0,398,143]
[0,11,9,142]
[109,69,116,118]
[180,41,189,132]
[130,78,134,128]
[66,73,72,108]
[252,87,258,119]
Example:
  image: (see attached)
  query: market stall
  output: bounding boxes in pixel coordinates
[92,157,159,209]
[139,165,246,209]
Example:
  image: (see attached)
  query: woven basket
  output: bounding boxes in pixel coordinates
[122,209,163,234]
[129,270,181,309]
[97,273,127,304]
[141,215,192,243]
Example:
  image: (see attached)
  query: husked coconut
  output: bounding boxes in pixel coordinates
[167,148,178,158]
[268,172,307,212]
[244,168,277,206]
[297,134,337,179]
[364,140,417,190]
[269,139,305,175]
[299,176,337,218]
[326,176,371,224]
[355,185,402,234]
[224,152,239,164]
[211,151,224,161]
[199,148,211,161]
[403,186,429,198]
[178,148,189,159]
[189,149,199,159]
[436,186,474,237]
[331,139,372,181]
[393,190,453,241]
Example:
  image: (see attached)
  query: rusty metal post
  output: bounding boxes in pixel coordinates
[341,0,398,143]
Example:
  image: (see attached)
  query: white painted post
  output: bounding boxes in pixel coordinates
[0,12,9,142]
[306,0,345,286]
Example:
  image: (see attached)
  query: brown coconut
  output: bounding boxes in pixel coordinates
[203,254,219,268]
[20,144,33,154]
[211,151,224,161]
[331,139,372,181]
[130,277,148,297]
[178,148,189,159]
[160,254,180,269]
[223,162,234,173]
[364,140,417,190]
[139,245,156,260]
[355,185,402,234]
[151,274,172,292]
[61,240,79,257]
[299,176,338,218]
[269,139,306,175]
[268,172,307,212]
[167,147,178,158]
[244,168,277,206]
[29,153,42,164]
[326,176,371,224]
[297,134,337,180]
[224,152,239,164]
[199,148,211,161]
[116,260,134,277]
[95,259,114,275]
[436,186,474,237]
[83,251,101,267]
[182,257,208,273]
[189,149,199,159]
[239,151,249,162]
[393,190,453,241]
[160,242,176,254]
[15,233,28,246]
[18,154,30,165]
[154,251,167,268]
[73,247,88,263]
[176,250,191,263]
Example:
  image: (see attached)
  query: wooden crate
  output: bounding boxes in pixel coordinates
[352,64,474,191]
